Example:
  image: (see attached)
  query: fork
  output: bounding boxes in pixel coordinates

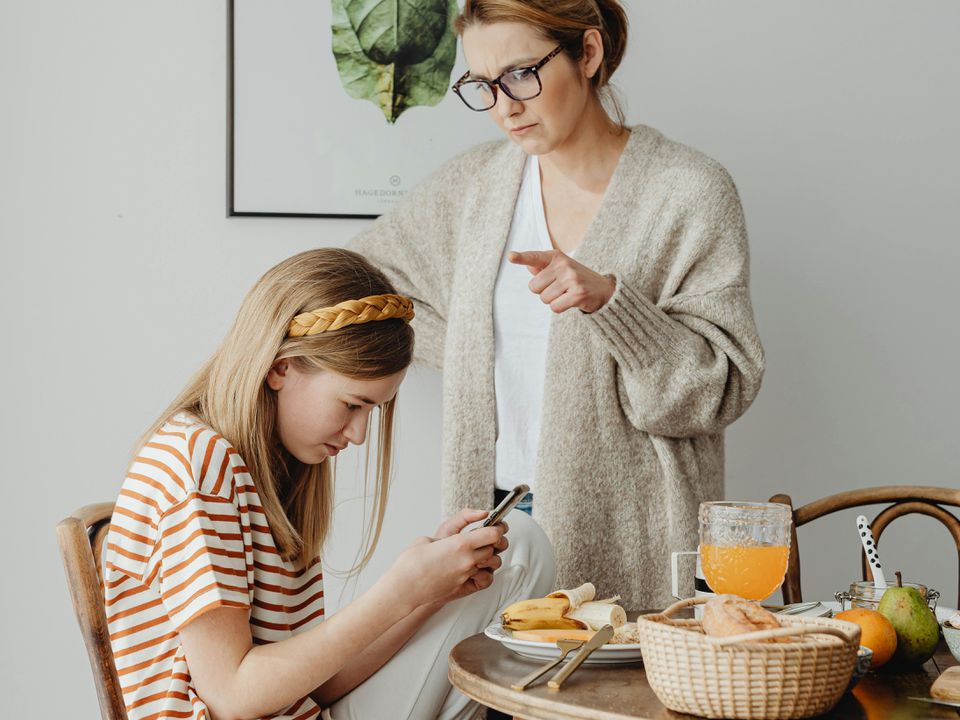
[511,639,584,691]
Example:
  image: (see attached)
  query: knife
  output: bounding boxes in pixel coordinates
[546,624,615,689]
[908,696,960,709]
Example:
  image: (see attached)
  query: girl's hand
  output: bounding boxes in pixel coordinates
[434,508,509,561]
[386,524,506,609]
[509,249,616,313]
[435,508,487,538]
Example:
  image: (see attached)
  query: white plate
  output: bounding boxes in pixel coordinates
[483,623,643,665]
[820,600,957,623]
[779,602,834,618]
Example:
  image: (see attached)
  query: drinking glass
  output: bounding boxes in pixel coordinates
[698,501,792,601]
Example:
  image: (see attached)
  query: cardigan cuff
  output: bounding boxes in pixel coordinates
[584,274,689,371]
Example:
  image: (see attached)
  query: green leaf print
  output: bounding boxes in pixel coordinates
[331,0,459,123]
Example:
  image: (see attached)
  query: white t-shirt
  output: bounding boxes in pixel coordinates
[493,154,554,493]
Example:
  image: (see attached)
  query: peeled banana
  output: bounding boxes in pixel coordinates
[567,600,627,631]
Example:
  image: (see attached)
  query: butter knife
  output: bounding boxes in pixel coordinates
[546,624,615,689]
[510,638,584,691]
[908,697,960,709]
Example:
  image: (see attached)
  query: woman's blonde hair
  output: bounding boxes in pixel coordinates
[454,0,629,127]
[139,248,414,569]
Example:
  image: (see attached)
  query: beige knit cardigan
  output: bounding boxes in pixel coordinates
[351,125,765,609]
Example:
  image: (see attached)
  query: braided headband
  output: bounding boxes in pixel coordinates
[287,294,414,337]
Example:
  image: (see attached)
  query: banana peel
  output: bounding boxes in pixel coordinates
[501,582,627,631]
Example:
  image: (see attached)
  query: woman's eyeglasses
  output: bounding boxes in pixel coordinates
[452,46,563,111]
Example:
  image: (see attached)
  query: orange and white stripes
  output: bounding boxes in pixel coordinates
[105,415,324,720]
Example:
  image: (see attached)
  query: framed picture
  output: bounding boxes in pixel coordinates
[229,0,501,218]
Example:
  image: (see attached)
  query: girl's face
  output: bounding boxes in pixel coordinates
[461,22,603,155]
[266,361,406,465]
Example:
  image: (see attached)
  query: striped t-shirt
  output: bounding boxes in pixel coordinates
[105,415,325,720]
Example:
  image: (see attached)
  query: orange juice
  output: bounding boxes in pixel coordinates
[699,544,790,600]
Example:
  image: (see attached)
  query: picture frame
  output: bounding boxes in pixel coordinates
[228,0,500,218]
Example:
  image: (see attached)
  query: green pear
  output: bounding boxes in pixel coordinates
[876,571,940,667]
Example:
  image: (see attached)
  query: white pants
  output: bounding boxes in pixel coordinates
[323,510,556,720]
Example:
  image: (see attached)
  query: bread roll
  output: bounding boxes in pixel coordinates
[701,595,781,642]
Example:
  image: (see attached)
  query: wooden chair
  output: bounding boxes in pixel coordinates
[769,486,960,607]
[56,503,127,720]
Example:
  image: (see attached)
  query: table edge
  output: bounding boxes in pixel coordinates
[447,651,655,720]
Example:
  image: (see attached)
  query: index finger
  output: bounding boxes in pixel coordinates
[508,250,554,273]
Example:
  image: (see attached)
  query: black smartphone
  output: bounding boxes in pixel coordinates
[481,484,529,528]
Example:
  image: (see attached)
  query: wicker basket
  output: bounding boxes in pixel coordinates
[636,597,861,720]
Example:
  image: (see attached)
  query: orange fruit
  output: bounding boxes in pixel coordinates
[835,608,898,667]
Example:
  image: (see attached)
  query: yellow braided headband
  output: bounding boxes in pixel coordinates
[287,294,415,337]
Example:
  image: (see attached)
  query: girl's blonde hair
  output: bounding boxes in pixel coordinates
[140,248,414,569]
[454,0,629,127]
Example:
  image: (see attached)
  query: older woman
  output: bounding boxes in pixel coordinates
[351,0,764,610]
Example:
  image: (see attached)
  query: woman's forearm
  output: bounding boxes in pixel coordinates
[311,600,443,707]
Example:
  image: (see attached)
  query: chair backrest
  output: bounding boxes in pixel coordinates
[769,486,960,607]
[56,503,127,720]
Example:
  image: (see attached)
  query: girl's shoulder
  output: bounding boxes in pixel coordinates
[126,414,248,515]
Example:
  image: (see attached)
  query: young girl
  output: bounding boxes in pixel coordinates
[104,248,555,720]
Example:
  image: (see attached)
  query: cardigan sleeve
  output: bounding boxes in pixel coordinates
[583,167,765,438]
[349,161,462,372]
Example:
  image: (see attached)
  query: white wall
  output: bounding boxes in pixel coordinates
[2,1,958,716]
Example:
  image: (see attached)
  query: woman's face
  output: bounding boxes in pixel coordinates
[266,361,405,465]
[461,22,601,155]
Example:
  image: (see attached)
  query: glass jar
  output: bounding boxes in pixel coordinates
[697,501,792,601]
[835,580,940,612]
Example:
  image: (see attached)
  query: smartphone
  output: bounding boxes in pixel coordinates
[481,484,530,528]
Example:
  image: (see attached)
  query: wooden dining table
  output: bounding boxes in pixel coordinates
[448,612,960,720]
